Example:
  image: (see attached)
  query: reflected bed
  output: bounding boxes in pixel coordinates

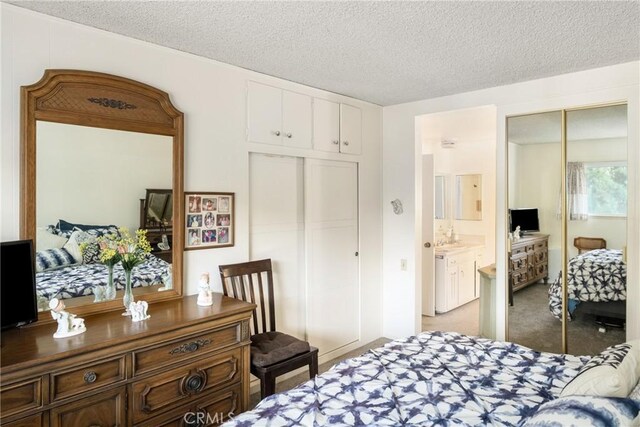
[548,249,626,320]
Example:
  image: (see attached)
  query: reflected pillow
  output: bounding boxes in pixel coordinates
[57,219,117,233]
[523,395,640,427]
[36,227,68,251]
[630,380,640,403]
[35,248,80,272]
[68,230,101,264]
[561,342,640,398]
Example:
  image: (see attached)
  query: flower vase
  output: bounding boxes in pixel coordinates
[122,269,134,316]
[106,264,116,300]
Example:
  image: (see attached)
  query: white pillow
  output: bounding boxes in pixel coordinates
[562,342,640,398]
[36,227,68,251]
[63,232,83,264]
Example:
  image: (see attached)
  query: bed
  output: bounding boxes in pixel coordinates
[36,252,170,301]
[548,249,626,320]
[226,331,595,426]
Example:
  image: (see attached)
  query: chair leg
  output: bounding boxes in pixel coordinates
[309,353,318,378]
[261,374,276,399]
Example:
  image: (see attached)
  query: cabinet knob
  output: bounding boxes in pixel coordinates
[83,371,97,384]
[273,130,281,136]
[183,372,206,394]
[343,140,349,146]
[285,132,292,138]
[332,140,339,145]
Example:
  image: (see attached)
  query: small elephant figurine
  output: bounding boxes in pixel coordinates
[49,298,86,338]
[130,300,150,322]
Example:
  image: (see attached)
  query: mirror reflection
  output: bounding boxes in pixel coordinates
[507,105,628,355]
[454,174,482,220]
[434,175,446,219]
[35,121,173,311]
[144,189,173,229]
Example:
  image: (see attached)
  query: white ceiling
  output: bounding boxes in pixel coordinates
[6,1,640,106]
[508,104,628,145]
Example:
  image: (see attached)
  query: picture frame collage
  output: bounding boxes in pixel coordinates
[185,192,234,250]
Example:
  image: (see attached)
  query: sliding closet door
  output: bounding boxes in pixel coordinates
[565,105,628,355]
[249,154,306,340]
[305,159,359,356]
[506,111,562,353]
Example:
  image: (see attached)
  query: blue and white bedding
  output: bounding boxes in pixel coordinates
[225,331,589,427]
[36,253,170,300]
[548,249,626,320]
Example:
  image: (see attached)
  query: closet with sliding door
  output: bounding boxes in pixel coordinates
[506,103,631,355]
[248,154,359,357]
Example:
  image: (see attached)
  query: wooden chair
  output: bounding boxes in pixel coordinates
[219,259,318,399]
[573,237,607,254]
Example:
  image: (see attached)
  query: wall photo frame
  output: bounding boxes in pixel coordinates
[184,192,234,250]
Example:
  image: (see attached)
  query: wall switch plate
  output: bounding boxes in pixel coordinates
[400,259,407,271]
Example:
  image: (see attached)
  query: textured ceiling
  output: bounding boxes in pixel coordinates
[7,1,640,106]
[508,104,628,145]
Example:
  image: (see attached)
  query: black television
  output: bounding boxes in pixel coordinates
[1,239,38,330]
[509,208,540,234]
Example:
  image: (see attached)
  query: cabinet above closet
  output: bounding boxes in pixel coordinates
[247,81,362,155]
[313,99,362,155]
[247,81,312,149]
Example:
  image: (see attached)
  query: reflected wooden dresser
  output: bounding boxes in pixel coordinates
[0,294,254,426]
[509,234,549,293]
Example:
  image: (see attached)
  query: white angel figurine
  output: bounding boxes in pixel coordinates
[49,298,86,338]
[197,272,213,306]
[513,225,521,241]
[130,300,150,322]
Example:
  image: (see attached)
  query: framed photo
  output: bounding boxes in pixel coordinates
[184,192,234,250]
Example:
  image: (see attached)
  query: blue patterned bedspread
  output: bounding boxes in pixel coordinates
[548,249,626,320]
[225,331,587,427]
[36,253,170,300]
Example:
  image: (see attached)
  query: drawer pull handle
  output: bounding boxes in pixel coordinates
[169,338,212,355]
[183,373,206,394]
[83,371,97,384]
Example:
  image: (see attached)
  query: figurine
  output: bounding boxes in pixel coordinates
[93,285,106,303]
[49,298,86,338]
[513,225,521,241]
[197,273,213,306]
[129,300,150,322]
[159,265,173,291]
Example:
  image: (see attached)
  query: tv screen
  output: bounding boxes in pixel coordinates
[1,240,38,330]
[510,208,540,233]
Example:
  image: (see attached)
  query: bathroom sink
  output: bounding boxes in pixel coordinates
[435,243,466,251]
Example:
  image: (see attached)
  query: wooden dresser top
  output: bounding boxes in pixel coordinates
[0,294,254,372]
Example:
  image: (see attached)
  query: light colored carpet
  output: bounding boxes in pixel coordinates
[421,299,480,337]
[508,282,625,356]
[249,337,391,409]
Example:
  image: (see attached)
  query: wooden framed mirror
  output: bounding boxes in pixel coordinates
[21,69,184,320]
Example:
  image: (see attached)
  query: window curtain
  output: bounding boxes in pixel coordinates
[557,162,589,220]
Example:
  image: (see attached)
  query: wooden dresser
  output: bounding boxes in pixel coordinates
[509,234,549,292]
[0,294,255,427]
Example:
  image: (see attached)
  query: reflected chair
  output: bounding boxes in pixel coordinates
[573,237,607,254]
[219,259,318,399]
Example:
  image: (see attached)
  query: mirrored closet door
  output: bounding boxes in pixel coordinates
[506,103,629,355]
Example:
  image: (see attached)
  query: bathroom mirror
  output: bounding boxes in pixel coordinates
[21,69,184,320]
[434,175,446,219]
[454,174,482,220]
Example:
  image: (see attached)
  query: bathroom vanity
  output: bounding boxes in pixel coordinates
[435,244,484,313]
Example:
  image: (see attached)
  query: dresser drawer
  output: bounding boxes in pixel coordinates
[131,347,242,423]
[534,250,547,264]
[1,412,44,427]
[50,386,126,427]
[135,383,242,427]
[50,355,126,402]
[510,255,527,271]
[534,240,548,251]
[133,322,241,376]
[0,378,42,419]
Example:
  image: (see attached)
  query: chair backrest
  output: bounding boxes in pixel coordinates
[219,259,275,335]
[573,237,607,254]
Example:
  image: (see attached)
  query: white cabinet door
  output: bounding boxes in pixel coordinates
[339,104,362,155]
[313,99,340,153]
[247,81,282,145]
[475,250,484,298]
[447,266,458,311]
[458,253,476,305]
[305,159,359,355]
[282,91,312,149]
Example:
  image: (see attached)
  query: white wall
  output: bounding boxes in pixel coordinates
[382,61,639,340]
[36,122,172,231]
[1,5,383,352]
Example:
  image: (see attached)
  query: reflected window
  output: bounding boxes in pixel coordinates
[585,162,627,217]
